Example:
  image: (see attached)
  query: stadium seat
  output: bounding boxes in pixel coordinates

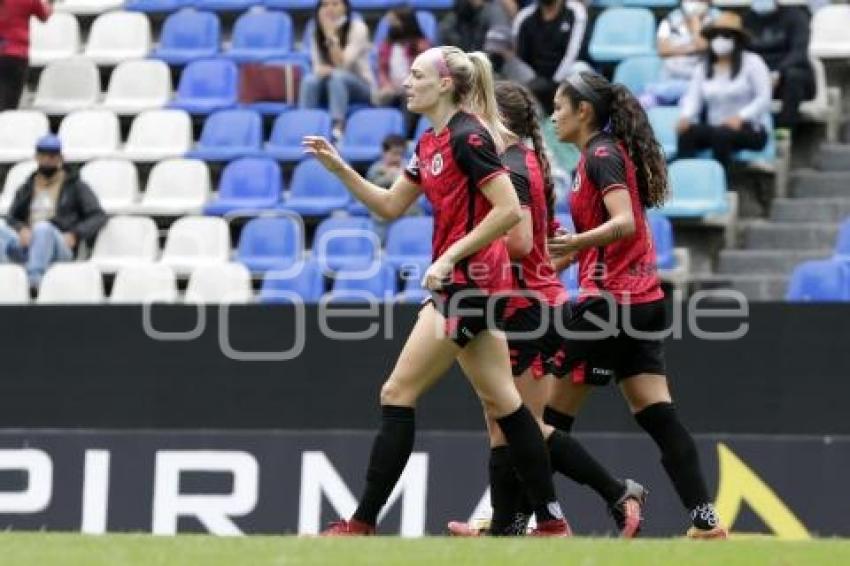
[559,261,580,298]
[259,259,325,304]
[125,0,191,13]
[312,216,379,271]
[735,114,776,165]
[613,55,663,96]
[185,263,253,304]
[53,0,123,15]
[136,158,211,215]
[186,109,263,161]
[122,110,193,162]
[350,0,403,8]
[555,212,575,233]
[385,216,433,269]
[84,11,152,65]
[195,0,254,11]
[265,109,332,162]
[809,4,850,59]
[594,0,676,6]
[32,58,100,115]
[588,7,656,63]
[647,106,679,160]
[835,217,850,261]
[408,0,452,9]
[159,216,231,275]
[413,115,430,142]
[237,216,304,273]
[225,9,292,62]
[102,60,172,115]
[57,110,120,162]
[110,264,178,303]
[647,212,675,270]
[90,215,159,273]
[79,158,140,214]
[326,261,397,303]
[0,111,49,163]
[281,158,351,216]
[29,12,81,67]
[0,161,36,215]
[339,108,405,163]
[37,263,104,304]
[264,0,317,9]
[786,259,850,302]
[417,194,432,215]
[372,10,438,46]
[0,265,30,304]
[204,157,283,215]
[170,58,238,115]
[662,159,728,218]
[153,9,221,66]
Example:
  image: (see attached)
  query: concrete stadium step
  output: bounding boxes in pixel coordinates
[743,222,840,250]
[717,249,831,275]
[790,169,850,198]
[770,198,850,223]
[813,144,850,172]
[691,274,790,301]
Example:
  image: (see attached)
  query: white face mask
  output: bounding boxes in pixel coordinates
[682,1,707,17]
[711,36,735,57]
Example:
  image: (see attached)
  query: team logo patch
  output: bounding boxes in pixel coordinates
[467,133,483,147]
[594,146,610,158]
[431,152,443,175]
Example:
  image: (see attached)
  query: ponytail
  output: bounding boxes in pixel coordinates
[466,52,511,151]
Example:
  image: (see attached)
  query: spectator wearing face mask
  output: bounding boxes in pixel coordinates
[743,0,814,135]
[676,11,772,169]
[439,0,508,53]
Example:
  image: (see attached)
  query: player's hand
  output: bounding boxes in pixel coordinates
[422,256,454,290]
[302,136,346,173]
[548,232,580,258]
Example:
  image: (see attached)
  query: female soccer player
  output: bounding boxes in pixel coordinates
[547,71,727,539]
[448,81,646,538]
[303,47,569,536]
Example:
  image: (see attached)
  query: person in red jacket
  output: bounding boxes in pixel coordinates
[0,0,53,110]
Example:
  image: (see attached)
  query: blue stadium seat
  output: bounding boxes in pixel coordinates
[373,11,438,46]
[559,262,580,299]
[661,158,729,218]
[339,108,405,163]
[589,8,656,63]
[313,216,379,271]
[264,0,318,9]
[186,109,263,161]
[153,9,220,65]
[281,158,351,217]
[594,0,676,7]
[237,216,304,273]
[327,261,397,303]
[196,0,255,11]
[395,288,430,303]
[613,55,663,96]
[786,259,850,302]
[225,10,292,62]
[385,216,433,268]
[126,0,191,13]
[647,106,679,160]
[204,157,282,215]
[265,109,332,162]
[350,0,404,8]
[647,212,676,270]
[409,0,452,8]
[555,213,575,233]
[417,194,432,215]
[835,217,850,261]
[413,115,430,142]
[735,114,776,165]
[170,58,238,115]
[260,259,325,303]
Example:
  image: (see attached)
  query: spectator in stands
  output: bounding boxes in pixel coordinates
[484,25,536,85]
[439,0,508,53]
[0,135,106,288]
[513,0,588,114]
[677,12,772,169]
[653,0,720,104]
[375,7,431,136]
[743,0,814,136]
[366,134,407,190]
[0,0,52,110]
[300,0,375,141]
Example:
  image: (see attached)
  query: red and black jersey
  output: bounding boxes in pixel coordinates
[569,132,663,304]
[501,143,567,307]
[404,111,513,294]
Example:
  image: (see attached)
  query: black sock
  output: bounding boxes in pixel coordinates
[497,405,563,523]
[543,406,575,432]
[488,446,528,536]
[352,405,415,526]
[634,402,710,516]
[547,430,624,504]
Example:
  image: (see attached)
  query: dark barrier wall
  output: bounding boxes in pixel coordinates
[0,303,847,433]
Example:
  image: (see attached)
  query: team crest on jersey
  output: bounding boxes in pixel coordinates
[431,152,443,175]
[571,171,582,192]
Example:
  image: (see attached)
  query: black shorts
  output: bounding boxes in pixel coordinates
[504,300,572,378]
[552,297,667,386]
[426,286,508,348]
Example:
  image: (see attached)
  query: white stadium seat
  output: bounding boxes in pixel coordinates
[29,12,81,66]
[32,57,100,115]
[0,111,49,163]
[37,263,104,304]
[810,4,850,59]
[84,11,152,65]
[79,158,139,213]
[54,0,124,16]
[159,216,231,275]
[0,265,30,305]
[185,263,253,304]
[58,109,120,162]
[135,159,210,215]
[110,264,178,303]
[122,110,191,161]
[90,215,158,273]
[102,60,172,116]
[0,160,37,215]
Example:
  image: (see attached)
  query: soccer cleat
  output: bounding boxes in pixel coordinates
[320,518,376,536]
[686,525,729,540]
[529,518,572,537]
[447,518,489,537]
[609,479,648,538]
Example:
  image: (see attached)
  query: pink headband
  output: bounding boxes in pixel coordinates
[425,48,450,78]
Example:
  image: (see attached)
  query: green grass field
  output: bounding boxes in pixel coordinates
[2,534,849,566]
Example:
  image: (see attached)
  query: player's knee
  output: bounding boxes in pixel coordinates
[379,379,412,406]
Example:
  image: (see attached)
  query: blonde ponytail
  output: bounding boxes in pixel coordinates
[466,52,511,151]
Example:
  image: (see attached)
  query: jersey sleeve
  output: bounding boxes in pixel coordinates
[403,141,421,185]
[584,141,628,195]
[501,148,532,206]
[450,125,506,190]
[508,169,532,207]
